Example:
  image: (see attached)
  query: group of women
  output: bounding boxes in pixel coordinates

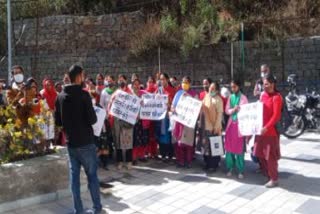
[89,71,282,188]
[2,65,283,188]
[3,65,283,188]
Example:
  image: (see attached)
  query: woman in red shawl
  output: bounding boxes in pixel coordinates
[254,74,283,188]
[40,79,57,111]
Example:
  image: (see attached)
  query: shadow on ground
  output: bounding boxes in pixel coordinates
[98,151,320,200]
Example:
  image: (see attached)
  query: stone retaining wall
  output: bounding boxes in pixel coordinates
[0,12,319,85]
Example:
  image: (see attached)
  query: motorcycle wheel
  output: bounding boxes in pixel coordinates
[283,115,306,139]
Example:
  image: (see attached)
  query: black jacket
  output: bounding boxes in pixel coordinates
[55,85,97,148]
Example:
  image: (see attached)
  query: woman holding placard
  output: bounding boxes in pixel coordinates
[145,76,158,159]
[132,78,149,164]
[108,74,134,170]
[155,73,176,162]
[254,74,283,188]
[225,80,248,179]
[172,76,198,168]
[198,82,224,172]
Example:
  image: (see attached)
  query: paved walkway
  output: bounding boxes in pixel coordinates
[6,133,320,214]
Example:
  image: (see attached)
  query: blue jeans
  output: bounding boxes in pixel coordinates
[67,143,102,214]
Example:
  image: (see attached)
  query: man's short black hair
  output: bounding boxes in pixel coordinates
[68,65,83,83]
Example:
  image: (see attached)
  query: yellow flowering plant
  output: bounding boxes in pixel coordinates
[0,101,53,164]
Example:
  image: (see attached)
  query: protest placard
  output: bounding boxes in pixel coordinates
[39,114,55,140]
[140,94,168,120]
[172,94,202,128]
[209,136,224,156]
[92,106,106,137]
[110,91,141,125]
[238,102,263,136]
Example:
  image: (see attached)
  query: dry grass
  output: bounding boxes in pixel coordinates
[129,18,181,57]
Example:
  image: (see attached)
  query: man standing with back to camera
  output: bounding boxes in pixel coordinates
[55,65,104,214]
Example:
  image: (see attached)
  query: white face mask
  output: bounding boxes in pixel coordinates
[14,73,24,83]
[261,72,267,78]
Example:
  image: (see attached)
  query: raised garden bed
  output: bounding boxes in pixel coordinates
[0,147,87,213]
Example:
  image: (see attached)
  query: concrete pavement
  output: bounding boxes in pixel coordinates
[6,133,320,214]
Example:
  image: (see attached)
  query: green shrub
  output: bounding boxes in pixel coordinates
[181,25,205,57]
[160,14,178,33]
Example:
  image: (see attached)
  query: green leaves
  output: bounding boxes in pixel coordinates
[129,0,240,57]
[181,25,205,57]
[180,0,189,15]
[160,14,178,33]
[0,104,50,164]
[195,0,218,25]
[179,0,228,57]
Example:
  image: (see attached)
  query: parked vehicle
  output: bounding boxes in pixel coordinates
[282,74,320,138]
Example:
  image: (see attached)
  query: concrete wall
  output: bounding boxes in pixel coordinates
[0,11,319,85]
[0,148,86,212]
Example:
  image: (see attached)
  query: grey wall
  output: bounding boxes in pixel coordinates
[0,11,319,87]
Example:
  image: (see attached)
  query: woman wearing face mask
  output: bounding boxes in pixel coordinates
[198,82,223,171]
[11,65,25,90]
[6,65,26,106]
[40,79,58,111]
[199,78,212,101]
[155,73,176,162]
[170,76,180,90]
[172,76,198,168]
[253,64,270,99]
[100,75,117,110]
[108,74,134,170]
[254,74,283,188]
[97,75,117,170]
[225,80,248,179]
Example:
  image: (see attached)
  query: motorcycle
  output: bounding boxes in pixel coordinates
[282,74,320,139]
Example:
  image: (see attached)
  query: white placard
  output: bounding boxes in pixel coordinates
[209,136,224,156]
[172,94,202,128]
[140,94,168,120]
[109,91,141,125]
[238,102,263,136]
[92,106,107,137]
[39,114,55,140]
